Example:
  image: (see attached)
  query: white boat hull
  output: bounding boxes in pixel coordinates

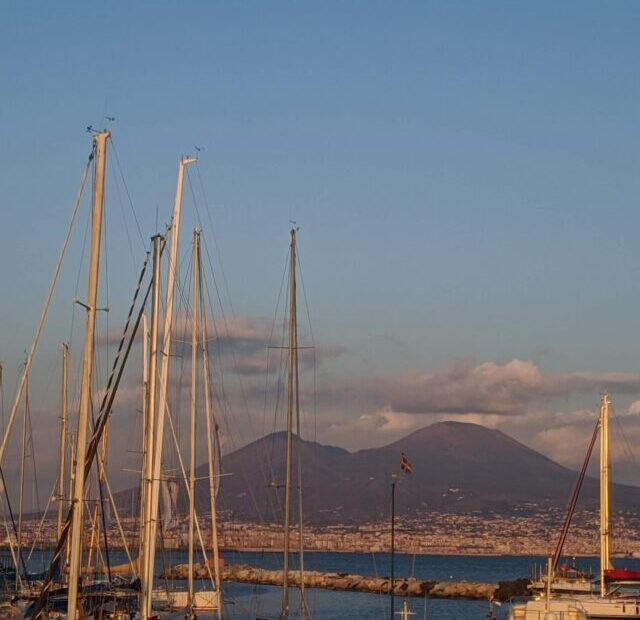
[511,596,640,619]
[153,589,221,612]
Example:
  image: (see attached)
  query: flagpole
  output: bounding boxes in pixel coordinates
[391,478,396,620]
[392,453,412,620]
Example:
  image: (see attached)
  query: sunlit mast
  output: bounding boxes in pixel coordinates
[139,233,163,618]
[17,358,29,592]
[600,394,612,597]
[56,343,69,543]
[188,230,200,615]
[67,129,110,620]
[282,228,307,619]
[142,156,196,619]
[197,233,222,616]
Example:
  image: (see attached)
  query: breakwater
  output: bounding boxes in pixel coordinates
[161,563,529,602]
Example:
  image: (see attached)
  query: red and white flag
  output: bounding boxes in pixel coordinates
[400,452,412,474]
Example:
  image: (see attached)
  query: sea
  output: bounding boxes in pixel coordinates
[18,550,640,620]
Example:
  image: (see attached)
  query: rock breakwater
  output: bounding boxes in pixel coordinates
[161,563,526,601]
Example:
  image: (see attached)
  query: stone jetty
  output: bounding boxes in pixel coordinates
[161,563,528,602]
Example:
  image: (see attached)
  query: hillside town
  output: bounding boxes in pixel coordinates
[8,506,640,558]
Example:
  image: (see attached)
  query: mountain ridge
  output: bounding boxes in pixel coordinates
[115,420,640,525]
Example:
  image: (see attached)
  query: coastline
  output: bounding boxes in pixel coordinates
[7,510,640,559]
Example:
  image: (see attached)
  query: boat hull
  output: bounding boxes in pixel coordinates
[152,589,221,612]
[510,596,640,619]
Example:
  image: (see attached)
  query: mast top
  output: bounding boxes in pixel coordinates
[93,129,111,142]
[600,394,611,426]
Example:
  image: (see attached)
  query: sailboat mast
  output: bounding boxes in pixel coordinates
[17,360,28,591]
[197,243,222,614]
[293,252,307,614]
[67,129,109,620]
[139,313,149,552]
[145,156,196,619]
[188,230,200,611]
[282,228,297,619]
[66,430,75,573]
[57,343,69,541]
[140,234,163,618]
[600,393,612,597]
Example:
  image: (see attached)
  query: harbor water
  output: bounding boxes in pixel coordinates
[18,550,640,620]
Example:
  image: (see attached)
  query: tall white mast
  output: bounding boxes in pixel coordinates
[139,234,163,618]
[139,313,149,552]
[66,430,76,573]
[144,156,196,619]
[198,240,222,616]
[67,129,109,620]
[188,229,200,613]
[17,360,29,590]
[282,228,297,620]
[57,343,69,542]
[600,393,612,597]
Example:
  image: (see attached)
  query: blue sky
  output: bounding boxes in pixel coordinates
[3,2,640,492]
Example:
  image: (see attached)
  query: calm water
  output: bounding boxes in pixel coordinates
[17,550,640,620]
[217,551,554,620]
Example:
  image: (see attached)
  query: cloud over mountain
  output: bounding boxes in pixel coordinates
[365,358,640,416]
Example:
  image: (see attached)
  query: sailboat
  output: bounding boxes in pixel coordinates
[138,158,222,620]
[0,130,224,620]
[509,395,640,619]
[21,129,146,620]
[148,230,222,617]
[257,228,312,620]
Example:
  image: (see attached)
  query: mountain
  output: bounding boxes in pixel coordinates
[115,421,640,525]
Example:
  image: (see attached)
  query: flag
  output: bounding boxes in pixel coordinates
[400,452,412,474]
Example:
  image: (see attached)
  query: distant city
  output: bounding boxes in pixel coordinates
[9,505,640,559]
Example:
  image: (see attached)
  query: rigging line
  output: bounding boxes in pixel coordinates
[613,415,636,466]
[552,416,599,572]
[164,402,217,590]
[262,251,290,435]
[259,251,291,523]
[199,272,244,451]
[262,276,291,530]
[189,171,260,449]
[110,139,146,247]
[187,234,234,418]
[89,396,112,584]
[30,245,154,620]
[108,150,137,271]
[100,245,152,402]
[197,273,268,527]
[68,207,91,349]
[292,258,312,620]
[100,193,111,398]
[26,488,55,564]
[17,365,29,583]
[0,149,93,469]
[25,386,41,518]
[194,165,239,327]
[100,458,136,576]
[197,255,223,602]
[169,250,197,456]
[195,257,271,526]
[296,248,317,443]
[0,465,27,579]
[0,464,28,579]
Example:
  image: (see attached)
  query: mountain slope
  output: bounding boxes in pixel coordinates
[115,421,640,525]
[215,421,640,523]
